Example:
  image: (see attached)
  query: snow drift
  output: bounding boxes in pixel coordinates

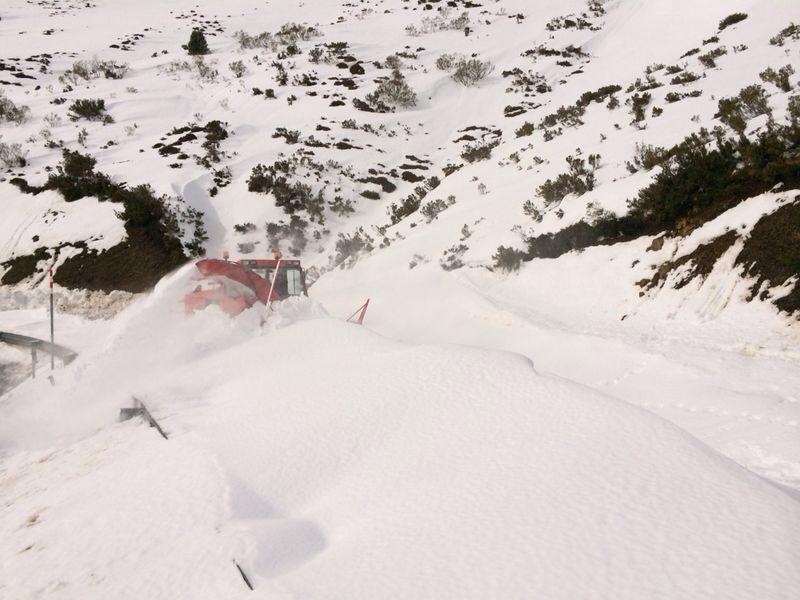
[1,296,798,599]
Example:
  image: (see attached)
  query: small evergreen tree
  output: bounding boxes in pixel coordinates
[187,29,209,55]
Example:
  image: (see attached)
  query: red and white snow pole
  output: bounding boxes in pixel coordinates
[49,266,54,371]
[346,299,370,325]
[263,259,283,322]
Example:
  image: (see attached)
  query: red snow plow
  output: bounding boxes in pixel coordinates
[184,256,307,316]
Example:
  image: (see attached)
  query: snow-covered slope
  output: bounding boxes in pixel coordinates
[1,289,799,599]
[2,1,800,597]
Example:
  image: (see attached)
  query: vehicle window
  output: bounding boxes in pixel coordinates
[286,269,303,296]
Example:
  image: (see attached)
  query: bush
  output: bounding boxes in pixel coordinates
[0,91,31,124]
[334,228,373,267]
[228,60,246,78]
[60,58,128,84]
[719,13,747,31]
[420,195,456,222]
[540,104,585,129]
[266,215,308,255]
[43,149,119,201]
[625,143,668,172]
[698,47,727,69]
[234,23,319,53]
[789,95,800,125]
[717,84,770,134]
[493,246,524,272]
[577,84,622,107]
[272,127,301,144]
[770,23,800,47]
[759,65,794,92]
[451,58,494,86]
[187,29,209,55]
[460,139,499,163]
[515,122,535,138]
[436,53,461,71]
[440,244,468,271]
[537,155,598,205]
[628,92,651,123]
[671,71,700,85]
[233,222,258,234]
[406,10,469,36]
[0,140,26,168]
[365,69,416,109]
[247,161,323,218]
[628,121,800,231]
[68,98,112,122]
[329,195,355,216]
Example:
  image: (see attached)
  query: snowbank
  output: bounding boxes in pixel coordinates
[1,298,799,599]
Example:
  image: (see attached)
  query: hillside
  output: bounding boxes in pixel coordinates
[1,0,800,597]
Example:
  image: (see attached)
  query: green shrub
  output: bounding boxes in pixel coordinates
[266,215,308,255]
[759,65,794,92]
[492,246,524,272]
[577,84,621,106]
[420,195,456,222]
[365,69,416,108]
[187,29,209,55]
[717,84,770,134]
[628,122,800,231]
[460,139,499,163]
[628,92,651,123]
[537,155,598,205]
[440,244,468,271]
[770,23,800,47]
[228,60,246,78]
[789,95,800,124]
[451,58,494,86]
[625,143,667,172]
[334,228,373,267]
[60,58,128,84]
[68,98,112,122]
[698,47,727,69]
[516,122,535,138]
[719,13,747,31]
[233,222,258,234]
[0,91,31,124]
[44,149,119,201]
[389,193,421,224]
[0,141,26,168]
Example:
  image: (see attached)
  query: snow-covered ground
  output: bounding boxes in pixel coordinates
[1,278,799,599]
[2,0,800,597]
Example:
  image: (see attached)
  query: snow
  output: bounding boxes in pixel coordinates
[1,294,799,599]
[1,0,800,597]
[0,190,125,268]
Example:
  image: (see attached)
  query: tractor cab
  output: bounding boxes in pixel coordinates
[239,258,306,298]
[184,256,307,316]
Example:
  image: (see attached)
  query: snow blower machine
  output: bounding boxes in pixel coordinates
[184,254,307,316]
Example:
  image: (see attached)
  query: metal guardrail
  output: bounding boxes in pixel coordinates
[0,331,78,379]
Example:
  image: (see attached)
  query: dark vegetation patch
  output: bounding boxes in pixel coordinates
[402,170,425,183]
[68,98,112,122]
[6,150,199,292]
[1,247,52,285]
[155,120,229,167]
[357,176,396,193]
[637,230,739,292]
[735,201,800,315]
[719,13,747,31]
[519,116,800,265]
[388,176,442,224]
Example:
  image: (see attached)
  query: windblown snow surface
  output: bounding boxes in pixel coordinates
[2,0,800,597]
[1,269,799,599]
